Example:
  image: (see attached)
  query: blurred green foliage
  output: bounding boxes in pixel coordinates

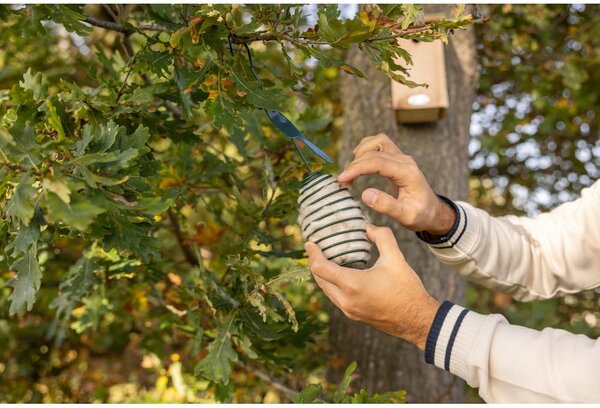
[472,4,600,214]
[0,4,473,403]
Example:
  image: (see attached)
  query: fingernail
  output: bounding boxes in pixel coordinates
[363,189,378,206]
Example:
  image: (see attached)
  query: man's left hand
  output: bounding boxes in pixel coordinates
[305,224,440,351]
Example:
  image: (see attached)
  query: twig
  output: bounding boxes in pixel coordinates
[122,34,135,59]
[164,100,183,118]
[84,16,168,34]
[102,4,119,22]
[248,367,299,399]
[85,16,131,33]
[231,16,488,46]
[138,22,171,32]
[261,163,294,218]
[116,53,137,103]
[0,161,41,176]
[167,208,199,267]
[86,11,485,47]
[364,16,488,43]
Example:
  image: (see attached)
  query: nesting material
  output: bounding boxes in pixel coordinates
[298,171,371,269]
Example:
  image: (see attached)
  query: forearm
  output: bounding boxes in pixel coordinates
[425,301,600,403]
[417,181,600,300]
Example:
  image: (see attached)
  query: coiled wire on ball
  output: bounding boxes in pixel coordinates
[298,171,371,269]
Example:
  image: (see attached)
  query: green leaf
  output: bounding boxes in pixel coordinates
[49,253,99,343]
[45,192,106,231]
[71,291,110,333]
[114,124,151,153]
[42,177,71,204]
[233,334,258,359]
[362,389,407,403]
[74,149,139,169]
[43,5,91,35]
[45,100,66,141]
[333,361,357,403]
[9,120,36,149]
[400,5,423,30]
[101,214,160,262]
[174,63,200,119]
[229,69,285,111]
[6,177,37,226]
[292,384,323,403]
[303,45,365,78]
[77,165,129,188]
[194,318,239,384]
[92,119,119,153]
[317,12,345,44]
[6,211,42,257]
[7,245,42,315]
[19,68,48,102]
[124,83,171,106]
[138,48,172,78]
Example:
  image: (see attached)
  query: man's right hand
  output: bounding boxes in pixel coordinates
[337,133,456,237]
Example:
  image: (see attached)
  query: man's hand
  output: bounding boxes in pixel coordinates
[306,224,440,351]
[337,133,456,236]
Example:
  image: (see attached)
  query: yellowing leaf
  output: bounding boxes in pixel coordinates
[42,178,71,204]
[191,221,226,246]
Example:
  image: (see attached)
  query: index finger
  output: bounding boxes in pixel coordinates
[353,133,403,158]
[338,157,408,186]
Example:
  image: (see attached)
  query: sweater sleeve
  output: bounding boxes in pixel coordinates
[425,301,600,403]
[418,180,600,301]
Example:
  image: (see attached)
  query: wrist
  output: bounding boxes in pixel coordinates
[425,196,457,237]
[405,295,440,351]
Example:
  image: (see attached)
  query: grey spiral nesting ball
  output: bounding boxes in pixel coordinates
[298,171,371,268]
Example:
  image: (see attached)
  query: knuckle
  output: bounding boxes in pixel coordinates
[311,259,325,273]
[375,133,393,146]
[379,226,394,237]
[403,155,417,167]
[340,280,356,295]
[403,211,419,228]
[362,150,381,160]
[345,162,357,172]
[361,135,376,143]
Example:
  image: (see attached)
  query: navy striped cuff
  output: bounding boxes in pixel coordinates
[424,301,470,372]
[416,196,468,249]
[425,300,454,364]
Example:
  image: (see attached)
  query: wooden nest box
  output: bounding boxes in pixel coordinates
[391,39,449,124]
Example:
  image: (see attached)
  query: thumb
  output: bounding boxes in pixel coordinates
[305,242,347,285]
[365,224,405,263]
[362,188,401,219]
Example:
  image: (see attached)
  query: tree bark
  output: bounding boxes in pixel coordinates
[329,7,477,403]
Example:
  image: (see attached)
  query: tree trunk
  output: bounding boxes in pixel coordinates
[329,7,477,403]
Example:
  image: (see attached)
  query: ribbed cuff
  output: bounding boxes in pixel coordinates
[447,310,488,379]
[416,196,464,246]
[424,301,483,378]
[424,300,454,364]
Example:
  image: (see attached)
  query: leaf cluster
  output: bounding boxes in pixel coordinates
[0,4,475,402]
